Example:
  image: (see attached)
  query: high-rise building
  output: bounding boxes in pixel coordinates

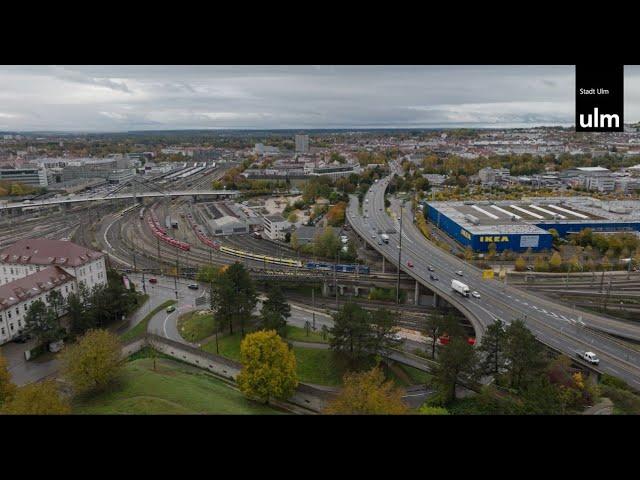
[295,134,309,153]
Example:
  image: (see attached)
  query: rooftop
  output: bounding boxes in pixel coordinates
[0,239,104,267]
[0,266,75,312]
[426,197,640,234]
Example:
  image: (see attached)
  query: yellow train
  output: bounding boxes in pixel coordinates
[219,245,302,268]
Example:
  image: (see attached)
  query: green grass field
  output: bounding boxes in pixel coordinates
[202,332,344,386]
[73,358,283,414]
[177,311,217,342]
[285,324,329,344]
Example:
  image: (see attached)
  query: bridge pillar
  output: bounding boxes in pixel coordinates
[338,285,345,296]
[414,280,420,305]
[433,293,439,308]
[382,256,385,273]
[322,280,329,297]
[354,286,359,297]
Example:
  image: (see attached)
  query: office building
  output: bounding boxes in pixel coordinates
[295,134,310,153]
[0,167,49,187]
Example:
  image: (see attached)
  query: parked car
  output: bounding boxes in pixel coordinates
[13,334,29,344]
[148,277,158,284]
[187,283,199,290]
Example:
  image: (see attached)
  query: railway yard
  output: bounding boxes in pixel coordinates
[3,159,640,347]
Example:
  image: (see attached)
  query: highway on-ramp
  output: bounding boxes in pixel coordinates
[347,167,640,389]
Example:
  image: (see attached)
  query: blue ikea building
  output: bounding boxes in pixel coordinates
[424,199,640,253]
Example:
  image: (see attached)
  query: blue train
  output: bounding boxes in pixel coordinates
[306,262,370,275]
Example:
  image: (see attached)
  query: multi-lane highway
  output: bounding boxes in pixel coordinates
[347,165,640,389]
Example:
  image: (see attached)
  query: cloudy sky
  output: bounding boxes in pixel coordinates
[0,65,638,132]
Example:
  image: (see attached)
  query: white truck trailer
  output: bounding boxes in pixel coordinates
[451,279,470,297]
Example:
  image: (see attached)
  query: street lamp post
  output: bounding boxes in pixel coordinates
[396,200,404,305]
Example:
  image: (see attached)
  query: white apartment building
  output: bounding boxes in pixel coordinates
[0,239,107,291]
[295,134,310,153]
[0,266,76,344]
[263,214,291,241]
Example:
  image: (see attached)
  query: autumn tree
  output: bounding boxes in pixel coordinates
[61,329,123,393]
[514,256,527,272]
[325,367,408,415]
[0,353,16,405]
[1,380,70,415]
[237,330,298,403]
[549,251,563,272]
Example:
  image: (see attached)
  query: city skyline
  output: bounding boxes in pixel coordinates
[1,65,639,132]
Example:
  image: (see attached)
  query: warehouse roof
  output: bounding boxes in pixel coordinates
[426,197,640,234]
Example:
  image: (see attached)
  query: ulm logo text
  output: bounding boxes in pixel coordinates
[579,107,620,129]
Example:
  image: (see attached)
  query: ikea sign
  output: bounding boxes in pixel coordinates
[479,236,510,243]
[460,229,472,240]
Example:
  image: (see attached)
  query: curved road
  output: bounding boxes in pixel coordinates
[348,165,640,389]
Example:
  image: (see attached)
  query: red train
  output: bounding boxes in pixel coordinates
[146,208,191,251]
[185,212,220,251]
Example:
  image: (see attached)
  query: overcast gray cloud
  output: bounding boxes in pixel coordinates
[0,65,638,131]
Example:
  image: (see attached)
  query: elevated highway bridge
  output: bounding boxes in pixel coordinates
[347,163,640,389]
[0,190,240,212]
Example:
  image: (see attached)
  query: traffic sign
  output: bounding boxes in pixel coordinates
[482,269,494,280]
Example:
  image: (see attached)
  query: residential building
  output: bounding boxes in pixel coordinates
[0,266,76,344]
[263,214,291,241]
[295,134,310,153]
[0,239,107,291]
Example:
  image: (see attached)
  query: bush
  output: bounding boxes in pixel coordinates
[418,405,450,415]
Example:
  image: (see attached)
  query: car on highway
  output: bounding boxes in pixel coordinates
[428,265,435,271]
[576,351,600,365]
[187,283,199,290]
[455,270,464,276]
[471,291,481,298]
[371,232,376,238]
[407,260,414,268]
[166,305,176,313]
[377,239,383,245]
[430,274,439,281]
[148,278,158,284]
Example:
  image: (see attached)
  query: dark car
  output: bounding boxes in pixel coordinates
[428,266,435,271]
[430,274,439,281]
[13,334,29,343]
[148,277,158,284]
[187,283,199,290]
